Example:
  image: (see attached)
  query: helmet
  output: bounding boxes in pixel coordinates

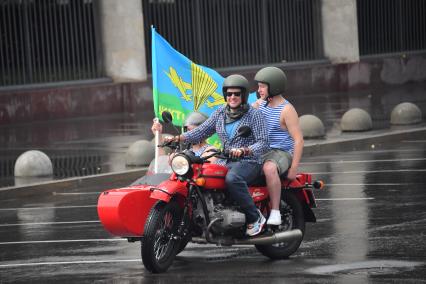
[184,111,208,127]
[254,66,287,97]
[222,74,250,104]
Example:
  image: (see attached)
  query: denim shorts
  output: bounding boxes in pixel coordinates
[261,149,293,175]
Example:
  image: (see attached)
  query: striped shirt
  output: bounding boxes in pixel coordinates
[183,105,269,164]
[259,100,294,154]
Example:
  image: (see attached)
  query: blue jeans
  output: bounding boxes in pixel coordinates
[225,161,261,223]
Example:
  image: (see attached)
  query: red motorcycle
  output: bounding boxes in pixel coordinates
[97,113,324,273]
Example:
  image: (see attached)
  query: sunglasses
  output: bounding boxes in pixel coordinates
[225,92,242,97]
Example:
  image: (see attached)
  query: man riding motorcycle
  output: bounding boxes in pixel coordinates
[167,74,269,236]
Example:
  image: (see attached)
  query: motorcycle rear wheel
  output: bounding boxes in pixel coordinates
[255,191,305,259]
[141,200,182,273]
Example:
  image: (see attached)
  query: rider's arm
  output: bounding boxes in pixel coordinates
[282,104,304,180]
[179,109,218,143]
[152,120,166,156]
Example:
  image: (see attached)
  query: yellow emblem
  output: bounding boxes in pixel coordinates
[165,63,225,111]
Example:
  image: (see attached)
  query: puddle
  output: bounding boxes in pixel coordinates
[306,260,423,275]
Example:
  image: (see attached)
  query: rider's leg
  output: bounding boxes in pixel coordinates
[262,150,293,225]
[225,161,261,224]
[225,161,266,236]
[263,161,281,210]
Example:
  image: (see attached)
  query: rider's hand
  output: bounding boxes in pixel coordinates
[287,167,297,180]
[151,120,163,135]
[163,135,174,143]
[163,135,180,144]
[229,148,244,158]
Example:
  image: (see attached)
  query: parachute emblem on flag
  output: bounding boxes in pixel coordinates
[165,62,225,112]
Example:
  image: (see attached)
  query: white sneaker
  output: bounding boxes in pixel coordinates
[246,210,266,236]
[267,209,282,225]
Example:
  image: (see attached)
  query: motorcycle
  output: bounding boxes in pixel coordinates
[97,111,324,273]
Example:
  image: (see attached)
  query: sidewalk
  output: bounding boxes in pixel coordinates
[0,86,425,190]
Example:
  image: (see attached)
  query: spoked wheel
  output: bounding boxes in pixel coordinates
[255,191,305,259]
[141,200,182,273]
[176,212,192,255]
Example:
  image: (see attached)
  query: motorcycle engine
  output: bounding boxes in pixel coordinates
[210,208,246,234]
[193,192,246,234]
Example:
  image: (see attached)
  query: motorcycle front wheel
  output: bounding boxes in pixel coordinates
[141,200,182,273]
[255,191,305,259]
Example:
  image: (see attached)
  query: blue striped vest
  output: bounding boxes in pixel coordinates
[259,100,294,154]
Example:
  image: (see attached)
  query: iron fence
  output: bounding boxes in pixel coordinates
[0,151,103,187]
[357,0,426,55]
[0,0,103,87]
[142,0,324,72]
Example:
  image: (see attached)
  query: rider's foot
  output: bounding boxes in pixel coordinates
[267,209,282,225]
[246,210,266,236]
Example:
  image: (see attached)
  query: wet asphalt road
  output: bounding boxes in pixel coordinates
[1,133,426,283]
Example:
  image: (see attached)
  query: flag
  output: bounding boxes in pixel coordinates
[151,27,256,147]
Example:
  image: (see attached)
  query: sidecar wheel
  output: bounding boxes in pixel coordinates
[255,191,305,259]
[141,200,182,273]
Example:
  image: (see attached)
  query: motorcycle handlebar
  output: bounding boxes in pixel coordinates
[158,140,180,150]
[202,148,243,161]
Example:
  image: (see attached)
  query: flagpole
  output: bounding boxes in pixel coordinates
[153,117,160,174]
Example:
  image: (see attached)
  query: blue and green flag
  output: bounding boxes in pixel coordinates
[151,27,255,147]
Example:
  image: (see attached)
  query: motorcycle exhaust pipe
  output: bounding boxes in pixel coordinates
[194,229,303,246]
[233,229,303,245]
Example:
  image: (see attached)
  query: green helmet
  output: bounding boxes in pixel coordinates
[254,66,287,98]
[184,111,208,127]
[222,74,250,104]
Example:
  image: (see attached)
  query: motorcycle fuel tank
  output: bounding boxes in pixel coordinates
[200,163,228,190]
[97,185,157,237]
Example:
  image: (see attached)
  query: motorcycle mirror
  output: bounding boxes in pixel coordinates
[161,111,173,124]
[161,111,182,136]
[236,125,252,138]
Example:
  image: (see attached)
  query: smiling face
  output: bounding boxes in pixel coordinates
[257,82,269,100]
[225,87,243,109]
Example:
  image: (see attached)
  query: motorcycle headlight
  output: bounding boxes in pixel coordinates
[171,155,190,176]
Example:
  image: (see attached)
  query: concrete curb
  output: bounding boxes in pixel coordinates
[303,126,426,156]
[0,167,147,199]
[1,126,425,199]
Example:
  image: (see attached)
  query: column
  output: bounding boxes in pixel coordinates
[100,0,147,82]
[321,0,360,64]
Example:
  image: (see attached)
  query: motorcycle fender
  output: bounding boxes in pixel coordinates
[293,190,317,222]
[302,204,316,222]
[97,185,157,237]
[149,179,188,202]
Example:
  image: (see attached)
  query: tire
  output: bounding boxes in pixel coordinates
[176,213,192,255]
[141,200,182,273]
[176,236,191,255]
[255,191,305,259]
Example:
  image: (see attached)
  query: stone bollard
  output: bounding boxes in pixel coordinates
[14,150,53,177]
[299,114,325,138]
[341,108,373,132]
[125,140,155,166]
[390,102,422,125]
